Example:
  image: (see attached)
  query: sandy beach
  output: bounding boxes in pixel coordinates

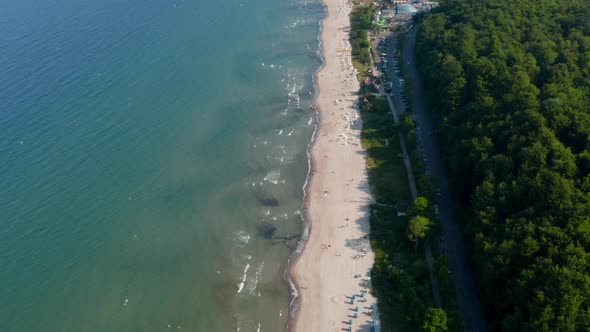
[290,0,380,330]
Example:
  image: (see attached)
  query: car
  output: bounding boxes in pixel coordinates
[434,204,439,215]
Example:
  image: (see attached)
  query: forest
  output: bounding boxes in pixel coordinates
[415,0,590,330]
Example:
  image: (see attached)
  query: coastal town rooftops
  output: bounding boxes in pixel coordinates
[397,3,418,14]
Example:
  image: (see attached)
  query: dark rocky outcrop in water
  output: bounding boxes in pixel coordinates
[256,222,277,239]
[252,190,280,207]
[258,196,279,207]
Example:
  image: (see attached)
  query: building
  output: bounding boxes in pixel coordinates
[396,3,418,15]
[381,9,396,17]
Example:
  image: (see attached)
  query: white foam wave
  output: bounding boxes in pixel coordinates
[247,261,264,295]
[236,231,251,246]
[288,92,300,109]
[237,263,250,294]
[263,170,281,184]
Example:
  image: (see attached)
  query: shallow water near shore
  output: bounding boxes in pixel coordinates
[0,0,323,330]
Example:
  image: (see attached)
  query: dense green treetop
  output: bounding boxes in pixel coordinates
[408,215,432,243]
[415,0,590,330]
[422,307,449,332]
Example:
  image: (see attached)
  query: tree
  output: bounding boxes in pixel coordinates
[408,196,429,217]
[422,307,448,332]
[407,215,432,253]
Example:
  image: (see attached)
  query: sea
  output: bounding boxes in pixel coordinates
[0,0,324,330]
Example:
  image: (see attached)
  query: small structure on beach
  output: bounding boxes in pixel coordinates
[396,202,409,216]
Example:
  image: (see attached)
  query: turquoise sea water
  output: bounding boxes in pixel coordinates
[0,0,323,330]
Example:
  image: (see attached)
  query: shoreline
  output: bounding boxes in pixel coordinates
[284,3,326,329]
[288,0,380,330]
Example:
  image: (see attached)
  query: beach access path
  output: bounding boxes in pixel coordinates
[290,0,380,331]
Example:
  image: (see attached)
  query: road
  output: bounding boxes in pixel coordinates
[389,29,487,331]
[371,34,442,309]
